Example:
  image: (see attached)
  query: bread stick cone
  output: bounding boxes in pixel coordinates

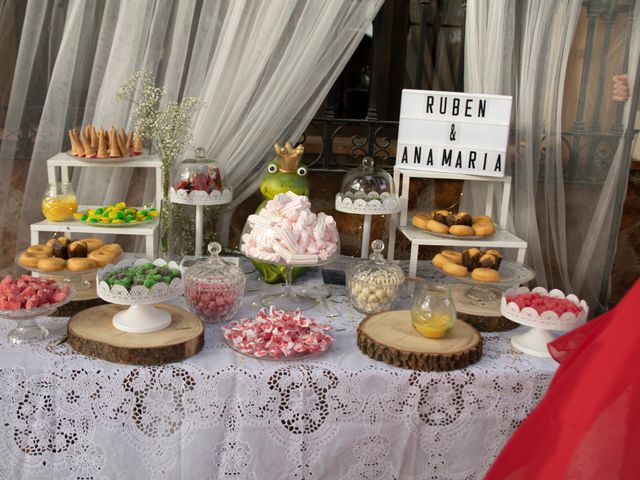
[117,130,129,157]
[90,125,99,151]
[108,127,121,158]
[80,131,96,158]
[133,130,143,155]
[97,129,109,158]
[85,125,92,142]
[69,129,83,156]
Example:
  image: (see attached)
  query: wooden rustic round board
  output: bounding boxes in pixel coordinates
[448,283,517,332]
[357,310,482,371]
[68,303,204,365]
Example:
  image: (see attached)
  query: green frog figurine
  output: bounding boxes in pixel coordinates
[252,142,310,284]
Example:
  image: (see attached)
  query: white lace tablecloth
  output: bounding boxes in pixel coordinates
[0,261,557,480]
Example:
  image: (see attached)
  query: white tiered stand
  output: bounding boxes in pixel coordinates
[30,153,163,259]
[387,167,528,277]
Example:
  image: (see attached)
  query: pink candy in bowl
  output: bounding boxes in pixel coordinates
[183,242,245,323]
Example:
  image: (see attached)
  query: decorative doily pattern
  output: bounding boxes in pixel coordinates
[0,261,557,479]
[335,193,400,215]
[169,187,232,205]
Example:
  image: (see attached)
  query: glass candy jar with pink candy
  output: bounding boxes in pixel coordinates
[183,242,245,323]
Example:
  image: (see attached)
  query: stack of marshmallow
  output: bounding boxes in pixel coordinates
[241,192,339,265]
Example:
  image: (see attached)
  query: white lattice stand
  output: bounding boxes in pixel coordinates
[388,167,528,277]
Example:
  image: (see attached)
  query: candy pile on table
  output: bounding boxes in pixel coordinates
[102,262,181,290]
[222,307,334,359]
[74,202,159,224]
[174,170,223,194]
[241,192,339,264]
[0,274,70,309]
[505,292,583,316]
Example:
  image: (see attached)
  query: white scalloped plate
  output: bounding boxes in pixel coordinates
[334,193,400,215]
[97,258,183,305]
[501,286,588,331]
[169,187,233,206]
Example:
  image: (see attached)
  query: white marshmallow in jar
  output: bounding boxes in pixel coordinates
[346,240,405,314]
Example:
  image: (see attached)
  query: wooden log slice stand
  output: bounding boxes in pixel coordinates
[357,310,482,371]
[448,283,518,332]
[68,303,204,365]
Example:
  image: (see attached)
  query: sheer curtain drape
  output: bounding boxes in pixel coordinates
[463,0,640,311]
[0,0,382,263]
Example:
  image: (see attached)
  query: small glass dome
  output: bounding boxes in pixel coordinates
[183,242,245,323]
[346,240,405,314]
[335,157,399,214]
[172,147,229,194]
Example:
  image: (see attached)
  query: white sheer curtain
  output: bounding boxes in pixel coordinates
[463,0,640,311]
[0,0,382,263]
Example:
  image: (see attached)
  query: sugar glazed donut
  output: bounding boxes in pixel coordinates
[67,257,98,272]
[36,257,66,272]
[26,244,53,257]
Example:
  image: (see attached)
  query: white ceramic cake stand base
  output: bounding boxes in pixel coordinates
[112,304,172,333]
[510,327,554,358]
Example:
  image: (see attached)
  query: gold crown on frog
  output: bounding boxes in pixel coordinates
[274,142,304,173]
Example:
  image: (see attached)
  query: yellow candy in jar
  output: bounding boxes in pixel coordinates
[411,285,456,339]
[41,195,78,222]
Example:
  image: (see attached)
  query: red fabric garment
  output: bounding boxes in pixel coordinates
[485,279,640,480]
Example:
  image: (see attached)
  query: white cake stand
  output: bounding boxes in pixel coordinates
[97,258,183,333]
[335,193,400,258]
[501,286,588,357]
[169,187,233,256]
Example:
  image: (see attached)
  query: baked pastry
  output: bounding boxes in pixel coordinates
[37,257,66,272]
[80,238,104,253]
[88,249,116,267]
[426,219,450,234]
[445,212,472,227]
[431,209,450,224]
[68,240,88,258]
[478,253,499,270]
[19,252,42,268]
[472,222,495,237]
[443,261,468,277]
[27,244,52,257]
[472,215,492,224]
[441,250,463,265]
[431,253,449,269]
[412,213,432,230]
[462,248,483,271]
[471,268,501,282]
[133,131,143,155]
[102,243,123,256]
[484,249,503,269]
[449,225,474,236]
[67,257,97,272]
[52,238,69,259]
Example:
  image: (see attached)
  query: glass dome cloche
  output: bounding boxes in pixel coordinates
[169,147,232,205]
[183,242,245,323]
[335,157,400,214]
[347,240,405,314]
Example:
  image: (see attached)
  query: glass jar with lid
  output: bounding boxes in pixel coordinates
[335,157,399,214]
[346,240,405,314]
[171,147,231,202]
[183,242,245,323]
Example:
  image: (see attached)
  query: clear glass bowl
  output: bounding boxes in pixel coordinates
[42,182,78,222]
[184,242,246,323]
[411,285,457,339]
[347,240,405,314]
[0,290,73,344]
[335,157,399,214]
[240,201,340,311]
[172,147,230,195]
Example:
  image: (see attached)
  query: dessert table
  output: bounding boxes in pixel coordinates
[0,261,557,479]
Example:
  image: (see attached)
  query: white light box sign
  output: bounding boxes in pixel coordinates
[396,89,512,177]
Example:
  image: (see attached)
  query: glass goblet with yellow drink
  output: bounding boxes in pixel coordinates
[411,285,457,339]
[41,182,78,222]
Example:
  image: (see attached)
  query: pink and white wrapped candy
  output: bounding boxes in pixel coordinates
[222,307,334,359]
[241,192,339,265]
